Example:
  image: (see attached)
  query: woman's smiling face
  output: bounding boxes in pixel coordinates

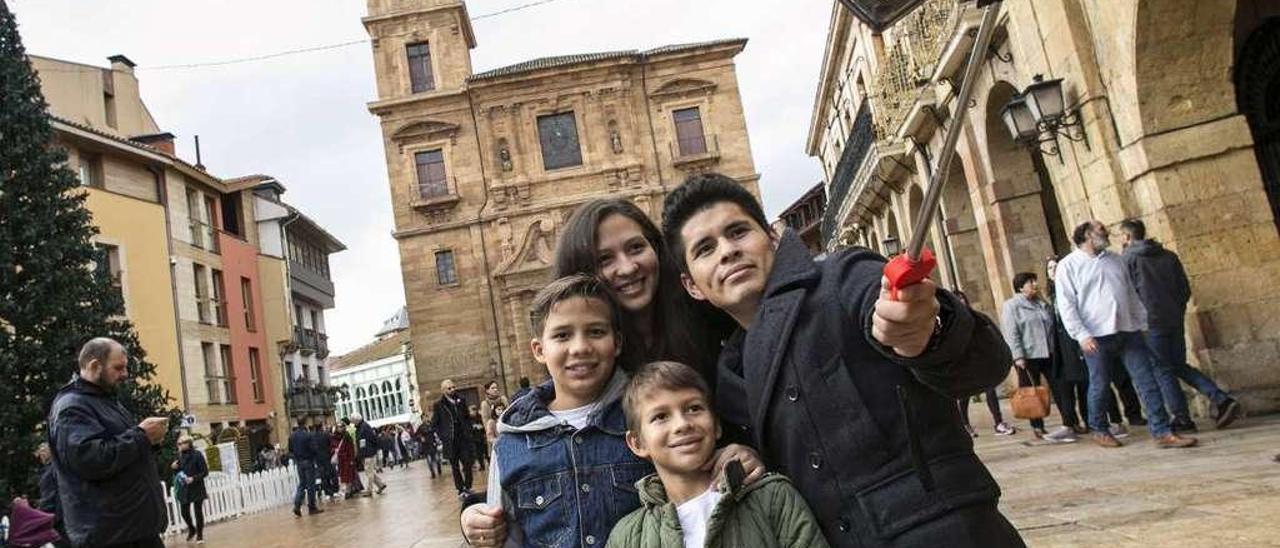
[595,213,660,314]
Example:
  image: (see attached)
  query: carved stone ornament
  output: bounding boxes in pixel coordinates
[391,120,461,147]
[609,128,624,154]
[648,78,718,98]
[499,146,513,171]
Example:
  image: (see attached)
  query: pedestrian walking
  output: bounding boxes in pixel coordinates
[953,290,1017,437]
[1055,220,1196,449]
[313,424,339,500]
[416,414,442,479]
[478,380,509,433]
[171,435,208,543]
[468,405,487,472]
[352,413,387,496]
[289,421,324,517]
[1119,219,1242,430]
[431,379,476,497]
[397,426,412,468]
[1001,272,1075,443]
[332,422,357,498]
[48,337,169,548]
[32,442,69,548]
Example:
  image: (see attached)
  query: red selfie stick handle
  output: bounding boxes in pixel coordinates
[884,248,937,301]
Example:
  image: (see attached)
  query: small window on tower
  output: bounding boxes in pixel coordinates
[407,42,435,93]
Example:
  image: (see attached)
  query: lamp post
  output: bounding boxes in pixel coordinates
[882,235,902,257]
[1000,75,1090,162]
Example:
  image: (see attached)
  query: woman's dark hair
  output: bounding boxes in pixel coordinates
[554,198,732,374]
[1012,272,1037,293]
[483,380,499,391]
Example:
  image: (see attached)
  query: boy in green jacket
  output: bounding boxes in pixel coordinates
[608,361,830,548]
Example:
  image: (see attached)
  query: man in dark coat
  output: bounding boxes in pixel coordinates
[662,175,1024,547]
[289,421,323,516]
[47,337,169,548]
[352,413,387,495]
[1120,219,1241,430]
[431,379,475,496]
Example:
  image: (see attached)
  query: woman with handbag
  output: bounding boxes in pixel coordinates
[1001,272,1075,443]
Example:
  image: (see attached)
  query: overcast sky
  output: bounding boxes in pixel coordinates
[11,0,830,355]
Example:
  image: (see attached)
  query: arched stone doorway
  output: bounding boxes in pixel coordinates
[981,81,1067,295]
[940,160,996,316]
[1236,16,1280,232]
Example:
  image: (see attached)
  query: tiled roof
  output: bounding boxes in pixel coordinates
[468,38,747,82]
[331,328,410,371]
[51,115,221,186]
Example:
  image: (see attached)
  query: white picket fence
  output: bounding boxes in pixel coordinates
[162,464,298,536]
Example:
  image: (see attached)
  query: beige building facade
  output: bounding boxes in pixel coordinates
[810,0,1280,412]
[364,0,759,402]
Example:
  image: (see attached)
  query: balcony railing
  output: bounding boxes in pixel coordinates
[671,134,721,166]
[821,102,876,244]
[292,326,329,359]
[286,384,336,416]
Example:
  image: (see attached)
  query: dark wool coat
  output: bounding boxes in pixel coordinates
[176,448,209,503]
[715,232,1024,548]
[48,377,167,547]
[431,395,475,460]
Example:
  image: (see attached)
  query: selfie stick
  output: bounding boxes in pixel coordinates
[884,2,1002,300]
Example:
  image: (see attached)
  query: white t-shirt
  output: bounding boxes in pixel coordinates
[676,487,723,548]
[549,403,594,430]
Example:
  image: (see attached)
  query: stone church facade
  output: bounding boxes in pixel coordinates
[811,0,1280,413]
[363,0,759,402]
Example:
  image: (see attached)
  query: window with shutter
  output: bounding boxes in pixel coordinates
[674,107,707,156]
[415,149,448,198]
[407,43,435,93]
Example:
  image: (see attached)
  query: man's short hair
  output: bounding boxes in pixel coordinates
[78,337,122,369]
[1119,218,1146,240]
[1071,221,1095,246]
[622,361,712,433]
[350,412,363,422]
[518,376,530,389]
[528,273,623,337]
[661,173,770,274]
[1012,272,1037,293]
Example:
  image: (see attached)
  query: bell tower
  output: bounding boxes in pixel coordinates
[363,0,477,101]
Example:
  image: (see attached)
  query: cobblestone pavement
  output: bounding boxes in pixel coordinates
[188,410,1280,547]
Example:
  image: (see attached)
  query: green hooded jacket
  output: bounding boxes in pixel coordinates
[606,473,831,548]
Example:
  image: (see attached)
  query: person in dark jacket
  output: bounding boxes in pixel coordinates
[289,421,323,516]
[171,435,208,543]
[47,337,169,548]
[416,415,442,478]
[352,413,387,496]
[511,376,532,403]
[1120,219,1242,431]
[431,379,476,496]
[311,423,339,498]
[661,175,1024,547]
[33,442,70,548]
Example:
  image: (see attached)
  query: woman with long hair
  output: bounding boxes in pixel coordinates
[552,198,734,378]
[171,435,208,543]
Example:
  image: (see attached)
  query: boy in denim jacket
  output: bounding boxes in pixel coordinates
[476,274,653,547]
[607,361,828,548]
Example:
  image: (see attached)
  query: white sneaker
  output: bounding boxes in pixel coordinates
[994,422,1017,436]
[1043,426,1079,444]
[1109,424,1131,439]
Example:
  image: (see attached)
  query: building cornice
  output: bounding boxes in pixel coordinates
[807,3,856,157]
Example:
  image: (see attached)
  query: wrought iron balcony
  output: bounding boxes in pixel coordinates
[286,383,336,416]
[821,102,877,244]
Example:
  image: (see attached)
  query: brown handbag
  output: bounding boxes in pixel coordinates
[1010,367,1051,420]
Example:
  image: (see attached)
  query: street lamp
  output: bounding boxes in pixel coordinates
[882,235,902,257]
[1000,75,1090,162]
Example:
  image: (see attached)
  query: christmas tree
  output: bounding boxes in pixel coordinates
[0,0,181,504]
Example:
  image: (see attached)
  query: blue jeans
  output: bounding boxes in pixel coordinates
[293,459,317,510]
[1146,327,1229,407]
[1083,331,1172,437]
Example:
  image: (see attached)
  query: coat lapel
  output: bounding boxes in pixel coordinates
[744,290,804,448]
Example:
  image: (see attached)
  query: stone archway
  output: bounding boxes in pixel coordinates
[940,160,996,316]
[1236,16,1280,231]
[980,81,1060,299]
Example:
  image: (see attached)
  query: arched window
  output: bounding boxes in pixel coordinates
[369,383,381,419]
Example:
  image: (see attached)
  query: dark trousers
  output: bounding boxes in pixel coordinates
[1146,326,1230,411]
[293,459,318,510]
[101,537,166,548]
[957,387,1003,425]
[180,498,205,537]
[450,454,474,493]
[425,452,442,478]
[1053,378,1088,428]
[1109,370,1144,424]
[1016,358,1053,430]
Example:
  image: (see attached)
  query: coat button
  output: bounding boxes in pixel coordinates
[535,495,544,506]
[785,385,800,402]
[809,452,823,470]
[581,483,591,493]
[574,436,584,444]
[586,535,597,545]
[838,518,850,532]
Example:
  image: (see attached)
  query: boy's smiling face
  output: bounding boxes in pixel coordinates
[530,296,620,410]
[625,387,719,475]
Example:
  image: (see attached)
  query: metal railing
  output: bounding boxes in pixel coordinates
[286,385,336,415]
[821,102,876,243]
